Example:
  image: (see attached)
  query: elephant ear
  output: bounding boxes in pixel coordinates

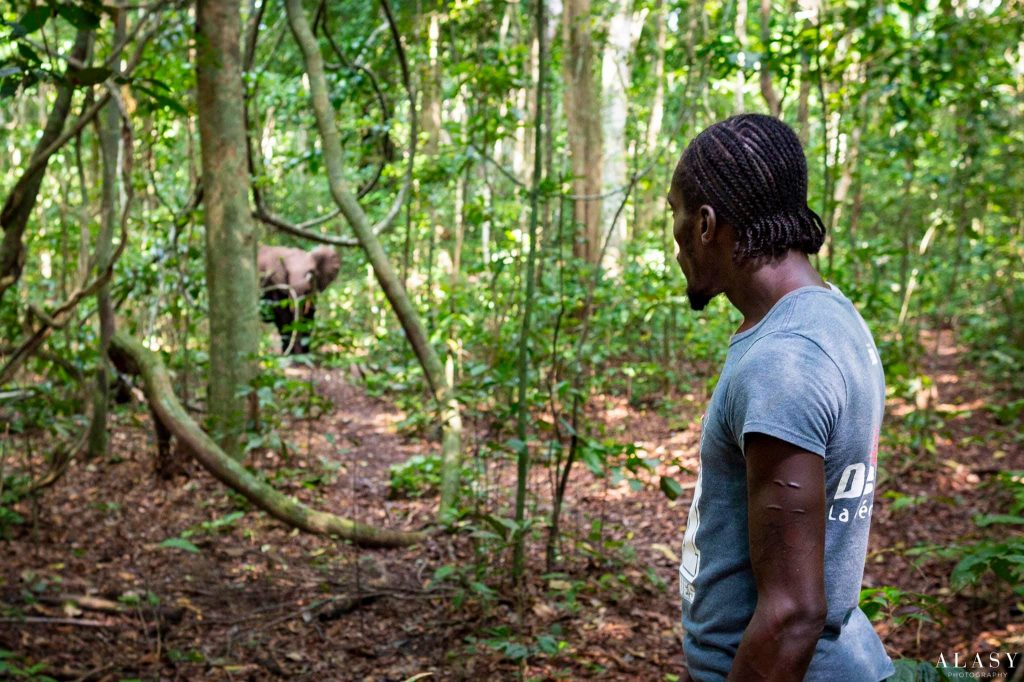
[311,246,341,292]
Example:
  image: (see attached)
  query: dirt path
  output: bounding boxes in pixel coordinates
[1,336,1021,680]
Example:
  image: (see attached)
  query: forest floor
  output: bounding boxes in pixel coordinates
[2,331,1022,681]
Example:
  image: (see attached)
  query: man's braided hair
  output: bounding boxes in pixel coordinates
[674,113,826,263]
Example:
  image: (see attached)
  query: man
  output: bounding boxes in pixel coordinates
[668,114,894,682]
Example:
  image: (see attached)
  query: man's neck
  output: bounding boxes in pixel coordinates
[726,252,827,334]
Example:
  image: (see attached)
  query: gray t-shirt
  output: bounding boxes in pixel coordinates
[679,284,895,682]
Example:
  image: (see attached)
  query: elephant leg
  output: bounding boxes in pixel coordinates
[272,302,297,354]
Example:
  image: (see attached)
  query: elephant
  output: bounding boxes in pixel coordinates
[257,245,341,355]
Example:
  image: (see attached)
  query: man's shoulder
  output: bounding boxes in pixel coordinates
[764,290,869,360]
[784,287,860,328]
[728,329,847,401]
[735,328,839,370]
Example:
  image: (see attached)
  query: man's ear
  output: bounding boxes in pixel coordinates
[699,204,717,245]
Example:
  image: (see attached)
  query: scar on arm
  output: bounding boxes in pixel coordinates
[772,479,803,489]
[764,504,807,513]
[763,481,809,514]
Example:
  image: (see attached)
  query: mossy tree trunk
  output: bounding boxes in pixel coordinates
[195,0,261,459]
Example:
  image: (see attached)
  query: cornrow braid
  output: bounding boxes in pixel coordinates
[673,114,826,263]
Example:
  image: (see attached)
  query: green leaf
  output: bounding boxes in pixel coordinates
[138,87,188,115]
[159,537,200,553]
[499,642,529,661]
[536,634,558,655]
[14,6,53,36]
[470,581,496,598]
[0,77,20,99]
[57,4,100,29]
[431,565,455,584]
[73,66,111,86]
[974,514,1024,527]
[659,476,684,501]
[580,446,604,476]
[17,43,41,65]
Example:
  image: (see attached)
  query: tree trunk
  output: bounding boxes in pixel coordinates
[735,0,748,113]
[796,0,818,144]
[0,29,93,305]
[108,330,424,548]
[644,0,666,158]
[88,10,125,459]
[829,105,863,237]
[562,0,602,263]
[797,55,811,145]
[196,0,261,459]
[599,0,643,272]
[421,9,443,155]
[758,0,781,116]
[638,0,671,236]
[284,0,463,519]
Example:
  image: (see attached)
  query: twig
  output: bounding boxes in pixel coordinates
[0,616,114,627]
[306,593,382,622]
[253,206,357,247]
[27,428,88,493]
[69,662,118,682]
[32,594,184,623]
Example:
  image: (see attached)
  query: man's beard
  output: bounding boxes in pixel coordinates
[687,286,713,311]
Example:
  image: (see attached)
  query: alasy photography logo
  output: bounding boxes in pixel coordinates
[936,651,1021,680]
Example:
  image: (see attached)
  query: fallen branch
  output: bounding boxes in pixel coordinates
[108,329,425,548]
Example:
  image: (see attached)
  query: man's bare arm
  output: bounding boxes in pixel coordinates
[726,433,828,682]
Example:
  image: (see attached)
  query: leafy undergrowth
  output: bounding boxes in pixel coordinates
[1,338,1021,681]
